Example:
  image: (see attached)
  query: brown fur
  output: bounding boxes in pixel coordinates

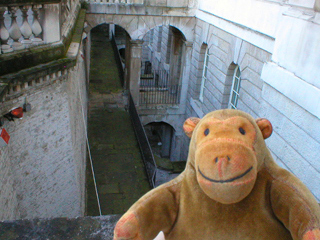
[114,109,320,240]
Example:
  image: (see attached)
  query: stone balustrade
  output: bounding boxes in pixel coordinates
[0,0,78,55]
[0,5,44,54]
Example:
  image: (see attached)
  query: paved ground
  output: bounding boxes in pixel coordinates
[86,28,151,216]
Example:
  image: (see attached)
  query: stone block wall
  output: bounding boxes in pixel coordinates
[0,47,88,221]
[259,84,320,202]
[186,19,271,118]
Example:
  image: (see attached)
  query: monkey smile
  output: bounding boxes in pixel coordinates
[198,166,253,183]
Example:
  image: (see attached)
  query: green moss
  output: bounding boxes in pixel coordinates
[87,107,151,215]
[89,31,122,94]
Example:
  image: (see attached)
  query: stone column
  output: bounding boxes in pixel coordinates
[179,41,193,113]
[315,0,320,12]
[128,39,143,106]
[42,3,60,43]
[160,124,172,158]
[109,24,115,40]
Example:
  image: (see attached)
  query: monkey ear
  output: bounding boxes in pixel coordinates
[183,117,200,138]
[256,118,273,139]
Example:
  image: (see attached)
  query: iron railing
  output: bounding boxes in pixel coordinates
[128,94,156,188]
[140,70,181,105]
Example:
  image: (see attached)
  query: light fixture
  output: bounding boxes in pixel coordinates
[4,107,24,121]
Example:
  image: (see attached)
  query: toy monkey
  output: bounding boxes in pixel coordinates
[114,109,320,240]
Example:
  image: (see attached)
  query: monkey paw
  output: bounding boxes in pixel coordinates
[302,229,320,240]
[114,211,142,240]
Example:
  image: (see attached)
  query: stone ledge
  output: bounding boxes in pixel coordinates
[0,58,75,106]
[0,215,121,240]
[0,43,65,77]
[87,4,195,17]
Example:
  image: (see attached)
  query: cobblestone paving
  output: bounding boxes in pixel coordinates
[86,28,151,216]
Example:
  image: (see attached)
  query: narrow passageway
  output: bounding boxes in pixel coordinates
[86,25,151,216]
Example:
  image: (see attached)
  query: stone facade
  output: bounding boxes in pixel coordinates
[0,49,88,221]
[86,0,320,201]
[0,0,319,224]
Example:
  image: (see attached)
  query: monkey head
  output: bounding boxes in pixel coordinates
[183,109,272,204]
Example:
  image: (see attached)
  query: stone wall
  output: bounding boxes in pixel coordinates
[0,47,88,221]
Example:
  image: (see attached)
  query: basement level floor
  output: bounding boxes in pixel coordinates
[86,29,151,216]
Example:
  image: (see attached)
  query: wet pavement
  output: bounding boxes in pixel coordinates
[86,27,151,216]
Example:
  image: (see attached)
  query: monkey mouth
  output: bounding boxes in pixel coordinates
[198,166,253,183]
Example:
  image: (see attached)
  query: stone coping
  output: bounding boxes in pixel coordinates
[0,215,121,240]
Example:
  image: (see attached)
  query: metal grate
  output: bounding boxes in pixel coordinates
[140,70,181,105]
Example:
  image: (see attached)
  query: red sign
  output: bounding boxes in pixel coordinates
[0,128,10,146]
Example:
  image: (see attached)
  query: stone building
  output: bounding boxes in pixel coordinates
[0,0,319,225]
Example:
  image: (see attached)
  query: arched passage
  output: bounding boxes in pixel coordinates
[86,15,194,106]
[89,23,131,89]
[144,121,175,160]
[86,14,194,42]
[139,25,186,105]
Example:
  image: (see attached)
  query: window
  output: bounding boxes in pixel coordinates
[228,66,241,109]
[149,29,154,46]
[157,26,163,52]
[199,47,209,102]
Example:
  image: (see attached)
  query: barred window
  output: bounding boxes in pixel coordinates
[199,47,209,102]
[229,65,241,109]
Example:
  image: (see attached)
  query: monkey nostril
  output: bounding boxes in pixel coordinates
[215,156,231,163]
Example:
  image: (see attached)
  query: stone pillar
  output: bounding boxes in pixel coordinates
[161,124,172,158]
[109,24,115,40]
[128,39,143,106]
[315,0,320,12]
[179,41,193,112]
[42,4,60,43]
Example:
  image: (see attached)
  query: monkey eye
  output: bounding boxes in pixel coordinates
[204,128,210,136]
[239,127,246,135]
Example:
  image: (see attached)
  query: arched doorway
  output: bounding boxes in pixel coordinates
[144,122,175,160]
[139,25,186,105]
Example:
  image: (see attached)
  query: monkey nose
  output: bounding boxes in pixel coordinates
[215,156,231,178]
[214,156,231,163]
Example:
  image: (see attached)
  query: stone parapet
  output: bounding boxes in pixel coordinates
[0,8,86,104]
[0,1,81,68]
[0,214,120,239]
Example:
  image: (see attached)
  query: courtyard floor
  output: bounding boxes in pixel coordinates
[86,27,151,216]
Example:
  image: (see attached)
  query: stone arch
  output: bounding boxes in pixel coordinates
[86,14,194,42]
[144,121,176,159]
